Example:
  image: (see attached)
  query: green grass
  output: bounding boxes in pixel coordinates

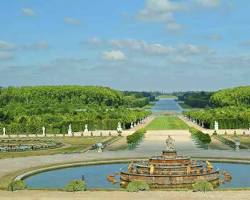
[146,115,189,130]
[157,95,177,99]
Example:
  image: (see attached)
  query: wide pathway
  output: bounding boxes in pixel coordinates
[1,190,250,200]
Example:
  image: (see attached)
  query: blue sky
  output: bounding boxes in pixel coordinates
[0,0,250,91]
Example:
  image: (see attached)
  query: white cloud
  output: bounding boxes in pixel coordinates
[137,0,183,22]
[21,8,35,16]
[171,56,189,64]
[0,52,13,60]
[89,38,213,57]
[64,17,81,25]
[166,22,183,32]
[88,37,103,45]
[194,0,220,8]
[178,44,212,55]
[136,0,185,32]
[239,40,250,47]
[0,40,15,50]
[110,39,174,55]
[102,50,126,61]
[21,41,49,50]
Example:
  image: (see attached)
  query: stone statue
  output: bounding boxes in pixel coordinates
[84,124,88,133]
[165,135,175,151]
[117,122,122,133]
[214,121,219,131]
[3,127,6,136]
[68,124,72,136]
[235,138,240,151]
[42,126,46,136]
[130,122,134,129]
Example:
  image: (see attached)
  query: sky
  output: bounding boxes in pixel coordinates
[0,0,250,92]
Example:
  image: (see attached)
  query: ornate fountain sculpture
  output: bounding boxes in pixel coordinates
[165,135,175,151]
[120,137,230,189]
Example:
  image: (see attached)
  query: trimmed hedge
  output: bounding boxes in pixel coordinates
[189,127,211,144]
[8,180,27,191]
[127,128,146,144]
[126,180,150,192]
[64,180,86,192]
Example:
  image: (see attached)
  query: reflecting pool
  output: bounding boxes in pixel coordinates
[152,98,182,113]
[25,162,250,189]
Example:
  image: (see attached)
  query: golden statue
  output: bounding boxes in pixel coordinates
[149,164,155,175]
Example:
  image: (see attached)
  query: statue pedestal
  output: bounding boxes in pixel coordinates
[162,151,177,158]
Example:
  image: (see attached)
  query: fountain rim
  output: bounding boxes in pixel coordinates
[16,157,250,182]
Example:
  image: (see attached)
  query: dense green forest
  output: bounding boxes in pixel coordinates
[0,86,151,134]
[177,91,213,108]
[185,86,250,129]
[210,86,250,107]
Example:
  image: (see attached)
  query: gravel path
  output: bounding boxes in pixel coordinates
[1,190,250,200]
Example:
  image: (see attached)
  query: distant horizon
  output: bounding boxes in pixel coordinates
[1,0,250,90]
[0,83,249,93]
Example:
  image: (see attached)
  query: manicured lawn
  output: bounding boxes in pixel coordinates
[146,115,189,130]
[157,95,177,99]
[0,137,112,159]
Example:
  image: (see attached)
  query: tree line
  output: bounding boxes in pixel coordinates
[185,86,250,129]
[0,86,152,134]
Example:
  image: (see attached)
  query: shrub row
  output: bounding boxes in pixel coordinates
[189,127,211,144]
[127,128,146,144]
[126,180,149,192]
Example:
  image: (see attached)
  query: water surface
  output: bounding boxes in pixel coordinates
[152,98,182,113]
[25,162,250,189]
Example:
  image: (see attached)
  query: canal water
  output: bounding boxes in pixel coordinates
[151,98,182,113]
[25,162,250,189]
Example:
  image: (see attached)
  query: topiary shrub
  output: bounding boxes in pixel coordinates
[189,127,211,144]
[8,180,27,191]
[127,128,146,144]
[192,181,213,192]
[126,180,150,192]
[64,179,86,192]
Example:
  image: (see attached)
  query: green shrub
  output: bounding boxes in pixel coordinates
[189,127,211,144]
[127,128,146,144]
[8,180,27,191]
[126,180,150,192]
[192,181,213,192]
[64,179,86,192]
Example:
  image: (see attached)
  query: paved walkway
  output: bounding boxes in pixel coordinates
[1,190,250,200]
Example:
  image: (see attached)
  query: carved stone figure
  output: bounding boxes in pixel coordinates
[117,122,122,133]
[84,124,88,133]
[42,126,46,136]
[165,135,175,151]
[68,124,72,136]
